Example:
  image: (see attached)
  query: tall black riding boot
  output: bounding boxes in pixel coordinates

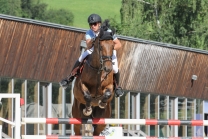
[114,71,124,97]
[59,60,81,88]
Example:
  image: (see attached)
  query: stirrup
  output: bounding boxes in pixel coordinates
[115,87,124,98]
[59,79,69,89]
[59,76,74,89]
[59,79,68,86]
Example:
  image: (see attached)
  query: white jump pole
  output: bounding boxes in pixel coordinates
[21,135,208,139]
[22,135,146,139]
[22,118,208,125]
[22,118,146,125]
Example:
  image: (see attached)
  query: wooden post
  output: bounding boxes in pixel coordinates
[0,102,3,125]
[115,97,118,118]
[124,92,130,130]
[181,99,186,137]
[155,96,159,137]
[144,95,148,135]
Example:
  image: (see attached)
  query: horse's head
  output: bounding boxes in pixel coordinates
[97,28,115,73]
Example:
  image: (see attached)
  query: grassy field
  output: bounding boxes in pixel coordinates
[40,0,122,29]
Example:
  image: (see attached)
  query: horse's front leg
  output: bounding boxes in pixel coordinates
[99,85,113,109]
[81,83,92,116]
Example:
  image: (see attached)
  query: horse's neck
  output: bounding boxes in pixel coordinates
[89,40,100,68]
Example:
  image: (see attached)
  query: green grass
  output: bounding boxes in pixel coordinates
[40,0,122,29]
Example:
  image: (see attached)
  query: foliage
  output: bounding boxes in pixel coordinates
[107,17,123,34]
[0,0,22,16]
[21,0,48,19]
[41,9,74,26]
[114,0,208,50]
[21,0,37,18]
[0,0,74,26]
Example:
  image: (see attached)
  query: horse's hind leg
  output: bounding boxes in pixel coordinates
[74,124,82,135]
[72,99,82,135]
[93,124,106,136]
[93,103,112,135]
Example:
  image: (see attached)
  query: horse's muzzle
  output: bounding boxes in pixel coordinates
[103,66,112,72]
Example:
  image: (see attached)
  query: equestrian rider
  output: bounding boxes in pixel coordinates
[60,13,124,97]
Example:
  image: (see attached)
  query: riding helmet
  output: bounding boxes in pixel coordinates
[88,14,102,23]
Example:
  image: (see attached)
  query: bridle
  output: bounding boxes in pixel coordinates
[98,41,113,73]
[87,37,113,75]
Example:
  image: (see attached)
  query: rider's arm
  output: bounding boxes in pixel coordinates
[85,30,95,49]
[113,38,122,50]
[86,39,94,49]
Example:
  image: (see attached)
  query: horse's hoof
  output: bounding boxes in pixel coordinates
[83,108,92,116]
[98,100,107,109]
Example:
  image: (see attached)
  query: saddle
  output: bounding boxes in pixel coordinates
[71,58,88,78]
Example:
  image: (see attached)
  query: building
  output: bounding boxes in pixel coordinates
[0,14,208,138]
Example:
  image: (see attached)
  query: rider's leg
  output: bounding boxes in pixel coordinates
[112,50,124,97]
[60,49,93,86]
[113,70,124,97]
[59,60,81,86]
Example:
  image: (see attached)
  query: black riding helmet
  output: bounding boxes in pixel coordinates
[88,14,102,24]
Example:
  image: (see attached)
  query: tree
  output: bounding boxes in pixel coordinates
[21,0,47,19]
[31,3,48,20]
[42,9,74,26]
[0,0,21,16]
[118,0,208,50]
[0,0,75,26]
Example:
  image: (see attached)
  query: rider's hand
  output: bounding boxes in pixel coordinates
[91,37,96,42]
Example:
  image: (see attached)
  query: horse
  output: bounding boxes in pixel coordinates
[72,28,115,136]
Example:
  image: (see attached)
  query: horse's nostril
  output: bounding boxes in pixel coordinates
[104,67,111,72]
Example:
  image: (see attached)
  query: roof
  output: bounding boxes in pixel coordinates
[1,14,208,55]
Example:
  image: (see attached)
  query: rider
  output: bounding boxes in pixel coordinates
[60,13,124,97]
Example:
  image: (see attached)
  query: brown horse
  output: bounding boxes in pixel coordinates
[72,29,115,135]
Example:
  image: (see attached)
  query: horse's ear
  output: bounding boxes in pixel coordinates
[111,27,116,36]
[101,19,110,31]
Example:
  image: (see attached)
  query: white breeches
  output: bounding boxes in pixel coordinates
[78,48,118,73]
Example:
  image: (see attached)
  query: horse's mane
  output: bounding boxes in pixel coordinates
[101,19,116,34]
[99,19,115,40]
